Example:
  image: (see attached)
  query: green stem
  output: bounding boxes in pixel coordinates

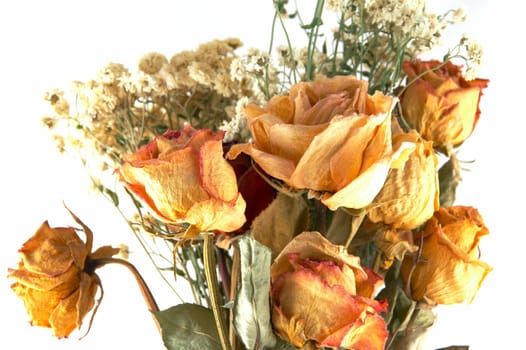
[203,233,231,350]
[306,0,325,80]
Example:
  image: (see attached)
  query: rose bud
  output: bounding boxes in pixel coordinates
[227,74,412,211]
[117,124,246,236]
[8,215,119,338]
[271,231,388,349]
[368,129,439,230]
[400,206,492,304]
[400,59,489,150]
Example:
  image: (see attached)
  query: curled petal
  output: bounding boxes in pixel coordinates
[19,222,88,275]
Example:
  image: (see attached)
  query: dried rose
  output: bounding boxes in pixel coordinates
[117,124,246,236]
[225,145,276,233]
[400,206,492,304]
[227,74,413,211]
[270,231,388,349]
[368,129,439,230]
[400,59,489,150]
[8,213,119,338]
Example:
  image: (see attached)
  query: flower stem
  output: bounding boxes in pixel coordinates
[203,234,231,350]
[91,257,160,334]
[229,242,241,350]
[305,0,325,80]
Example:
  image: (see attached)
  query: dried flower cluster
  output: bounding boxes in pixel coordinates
[10,1,491,350]
[42,38,270,175]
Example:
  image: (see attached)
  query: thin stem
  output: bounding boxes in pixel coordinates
[217,248,231,299]
[229,243,241,350]
[90,257,160,334]
[175,246,201,305]
[305,0,325,80]
[386,300,417,350]
[203,234,231,350]
[113,189,184,302]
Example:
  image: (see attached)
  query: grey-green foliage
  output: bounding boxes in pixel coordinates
[234,234,277,350]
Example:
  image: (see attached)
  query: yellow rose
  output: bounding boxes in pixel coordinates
[270,231,388,349]
[400,59,489,150]
[400,206,492,304]
[117,124,246,235]
[368,129,439,230]
[227,74,413,210]
[8,218,119,338]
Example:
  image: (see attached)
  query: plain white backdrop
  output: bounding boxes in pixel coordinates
[0,1,521,349]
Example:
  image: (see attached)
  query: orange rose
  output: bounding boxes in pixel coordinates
[270,231,388,349]
[400,206,492,304]
[400,59,489,150]
[227,74,413,210]
[117,124,246,235]
[368,129,439,230]
[8,215,119,338]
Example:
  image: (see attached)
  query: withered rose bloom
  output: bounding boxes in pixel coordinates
[117,124,246,236]
[400,206,492,304]
[270,231,388,349]
[225,146,276,233]
[400,59,489,150]
[368,129,439,230]
[8,215,119,338]
[227,74,412,211]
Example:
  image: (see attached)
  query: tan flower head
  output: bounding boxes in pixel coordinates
[8,211,119,338]
[138,52,168,75]
[400,206,492,304]
[227,74,413,211]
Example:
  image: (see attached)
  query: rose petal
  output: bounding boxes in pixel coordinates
[269,123,328,164]
[291,116,367,191]
[19,222,88,275]
[271,231,367,283]
[120,147,209,223]
[184,194,246,233]
[272,268,362,345]
[200,139,239,202]
[321,140,415,210]
[322,309,388,349]
[227,143,296,184]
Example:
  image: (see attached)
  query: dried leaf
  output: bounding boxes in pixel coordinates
[252,192,309,259]
[438,158,459,207]
[233,234,277,350]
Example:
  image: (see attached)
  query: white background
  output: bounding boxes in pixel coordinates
[0,1,521,349]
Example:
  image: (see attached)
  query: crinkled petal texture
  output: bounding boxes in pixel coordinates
[270,231,388,349]
[401,206,492,304]
[368,130,439,229]
[8,221,113,338]
[401,59,489,149]
[227,74,411,210]
[118,124,246,234]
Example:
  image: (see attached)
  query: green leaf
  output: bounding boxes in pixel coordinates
[152,303,222,350]
[104,187,119,206]
[233,234,277,350]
